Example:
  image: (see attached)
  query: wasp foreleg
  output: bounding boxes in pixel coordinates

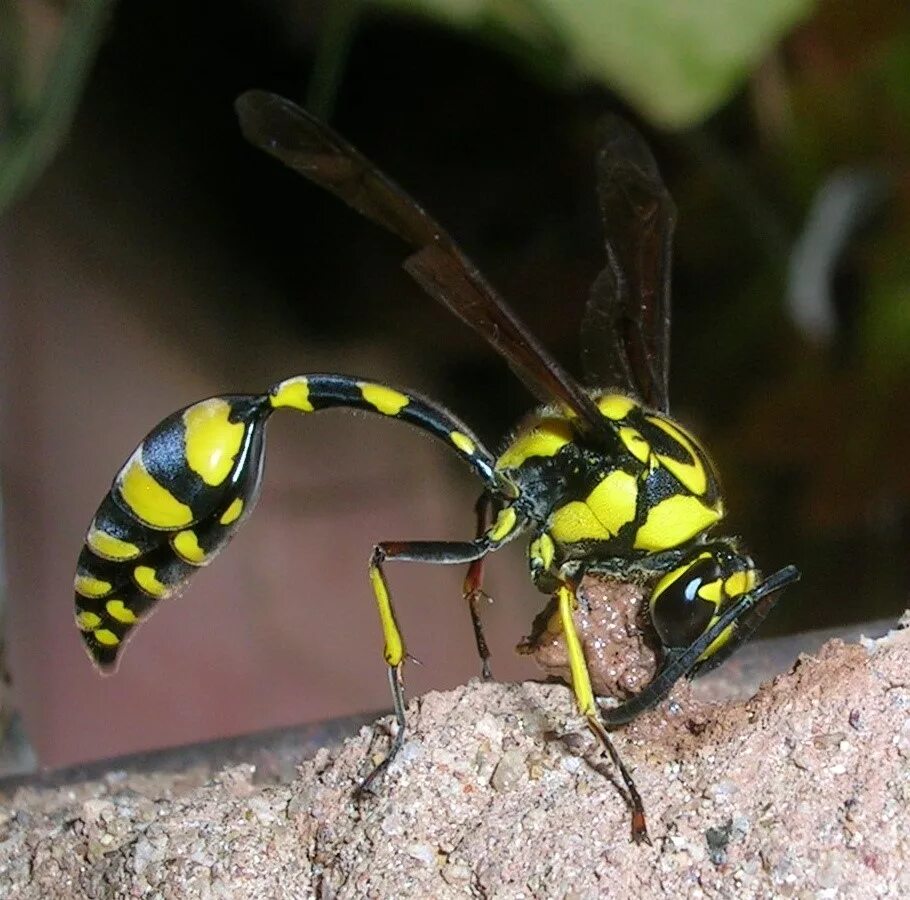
[555,582,650,845]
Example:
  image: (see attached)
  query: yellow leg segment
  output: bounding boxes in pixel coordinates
[556,584,596,716]
[359,550,409,797]
[556,582,650,845]
[369,561,405,666]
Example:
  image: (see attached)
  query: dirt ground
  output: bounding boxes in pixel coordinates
[1,617,909,898]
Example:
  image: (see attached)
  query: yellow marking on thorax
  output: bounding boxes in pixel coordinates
[183,399,245,487]
[496,418,573,471]
[105,599,138,624]
[530,532,555,571]
[618,426,651,463]
[489,507,518,543]
[74,574,112,599]
[449,431,476,455]
[550,468,639,545]
[173,530,206,564]
[220,498,244,525]
[118,451,193,528]
[76,610,102,631]
[270,376,314,412]
[585,470,638,536]
[646,416,709,497]
[94,629,120,646]
[596,393,637,420]
[87,526,141,561]
[360,383,409,416]
[549,502,611,544]
[633,495,723,552]
[134,565,170,598]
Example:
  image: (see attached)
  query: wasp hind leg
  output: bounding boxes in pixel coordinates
[358,509,524,796]
[555,582,650,845]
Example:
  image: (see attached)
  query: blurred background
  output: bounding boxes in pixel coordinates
[1,0,908,771]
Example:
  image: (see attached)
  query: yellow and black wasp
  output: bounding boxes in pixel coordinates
[73,91,799,844]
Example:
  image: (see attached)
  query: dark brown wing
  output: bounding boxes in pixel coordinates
[581,116,676,414]
[235,90,612,442]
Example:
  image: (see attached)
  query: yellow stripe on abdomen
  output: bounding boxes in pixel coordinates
[74,574,113,598]
[87,525,141,561]
[269,376,314,412]
[105,599,138,625]
[183,399,245,487]
[172,529,206,564]
[118,451,193,528]
[359,383,409,416]
[219,498,244,525]
[134,565,171,598]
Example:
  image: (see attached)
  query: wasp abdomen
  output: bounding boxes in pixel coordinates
[76,376,503,669]
[498,393,726,559]
[268,375,499,487]
[75,396,268,670]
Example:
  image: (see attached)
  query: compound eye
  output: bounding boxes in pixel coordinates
[650,555,721,650]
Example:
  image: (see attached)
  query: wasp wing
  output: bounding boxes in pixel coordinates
[581,117,676,414]
[235,90,611,442]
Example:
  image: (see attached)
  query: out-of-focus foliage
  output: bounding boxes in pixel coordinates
[376,0,817,126]
[668,0,910,632]
[0,0,113,215]
[728,0,910,530]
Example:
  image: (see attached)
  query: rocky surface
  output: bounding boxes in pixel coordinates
[1,621,909,898]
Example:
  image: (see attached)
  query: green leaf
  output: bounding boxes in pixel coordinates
[375,0,817,128]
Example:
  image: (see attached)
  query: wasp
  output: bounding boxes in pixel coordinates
[73,91,799,844]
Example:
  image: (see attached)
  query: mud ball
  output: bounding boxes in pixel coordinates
[518,576,660,700]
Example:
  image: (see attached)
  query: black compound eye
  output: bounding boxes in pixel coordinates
[650,556,721,650]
